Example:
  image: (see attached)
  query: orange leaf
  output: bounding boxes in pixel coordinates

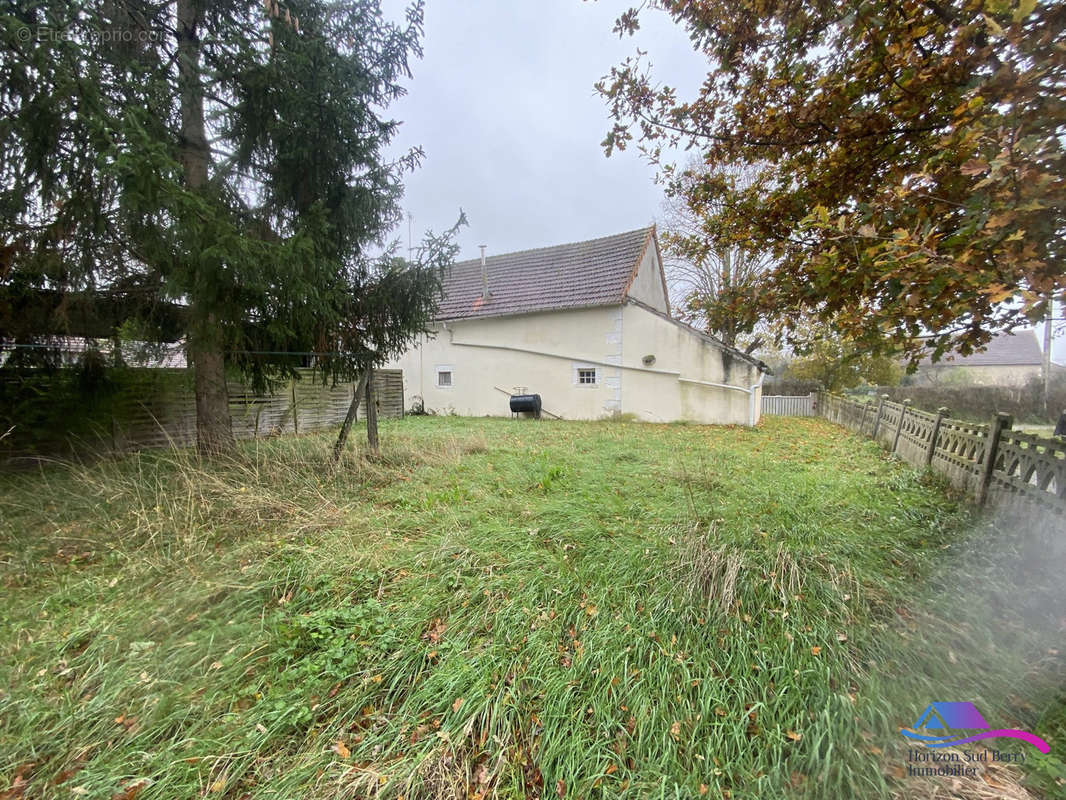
[786,729,803,741]
[556,778,567,798]
[605,763,618,775]
[111,780,147,800]
[452,697,464,713]
[811,646,822,656]
[332,740,350,759]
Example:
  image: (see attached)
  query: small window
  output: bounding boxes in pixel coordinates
[577,368,597,385]
[435,365,454,388]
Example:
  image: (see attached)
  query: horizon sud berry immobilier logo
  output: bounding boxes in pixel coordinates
[899,702,1050,777]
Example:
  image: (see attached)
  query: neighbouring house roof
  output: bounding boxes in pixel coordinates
[436,227,657,322]
[922,329,1044,368]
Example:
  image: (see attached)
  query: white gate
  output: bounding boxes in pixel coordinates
[762,393,817,416]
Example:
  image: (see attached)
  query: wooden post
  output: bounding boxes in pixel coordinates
[976,412,1012,506]
[365,367,380,455]
[331,370,371,464]
[871,394,888,438]
[892,399,911,454]
[291,380,299,435]
[859,401,870,435]
[925,407,949,467]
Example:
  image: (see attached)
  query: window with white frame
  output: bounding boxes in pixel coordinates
[435,365,454,388]
[573,363,598,386]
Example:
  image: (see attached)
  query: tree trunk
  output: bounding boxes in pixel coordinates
[332,369,371,463]
[178,0,234,455]
[192,335,234,455]
[365,366,380,455]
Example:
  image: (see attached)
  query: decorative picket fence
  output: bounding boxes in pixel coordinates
[762,393,818,416]
[819,393,1065,516]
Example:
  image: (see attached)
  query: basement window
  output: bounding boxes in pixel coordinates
[577,368,597,385]
[436,366,454,388]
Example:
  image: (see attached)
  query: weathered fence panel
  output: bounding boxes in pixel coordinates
[762,393,817,416]
[1,368,403,462]
[817,392,1065,518]
[929,418,988,496]
[989,430,1066,513]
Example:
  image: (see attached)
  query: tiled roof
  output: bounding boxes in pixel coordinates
[435,227,653,321]
[925,329,1043,367]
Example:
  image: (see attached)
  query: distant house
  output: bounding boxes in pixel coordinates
[0,336,187,369]
[385,226,769,424]
[911,329,1045,386]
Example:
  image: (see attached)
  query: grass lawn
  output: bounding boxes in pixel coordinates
[1,416,1064,800]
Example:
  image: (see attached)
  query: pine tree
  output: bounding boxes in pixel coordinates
[2,0,452,454]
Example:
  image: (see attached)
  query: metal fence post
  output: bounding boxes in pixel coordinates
[892,399,911,454]
[925,407,948,467]
[976,412,1012,506]
[871,394,888,438]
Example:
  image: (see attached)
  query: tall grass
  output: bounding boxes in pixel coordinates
[1,417,1062,799]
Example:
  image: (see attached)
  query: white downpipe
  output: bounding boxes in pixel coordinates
[748,370,766,427]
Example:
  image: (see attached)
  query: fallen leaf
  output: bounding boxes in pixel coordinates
[670,720,681,740]
[836,633,847,642]
[111,780,147,800]
[605,763,618,775]
[785,729,803,741]
[332,741,350,759]
[452,697,464,713]
[811,646,822,656]
[556,778,566,797]
[699,785,709,795]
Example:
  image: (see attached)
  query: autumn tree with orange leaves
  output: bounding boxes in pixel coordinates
[598,0,1065,365]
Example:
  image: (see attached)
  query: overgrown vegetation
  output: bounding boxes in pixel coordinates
[1,417,1063,799]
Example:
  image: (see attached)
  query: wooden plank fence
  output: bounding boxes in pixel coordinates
[2,368,403,460]
[819,392,1065,517]
[762,393,817,416]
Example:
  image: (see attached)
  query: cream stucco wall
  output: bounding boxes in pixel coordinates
[384,302,764,425]
[619,302,762,424]
[626,239,669,313]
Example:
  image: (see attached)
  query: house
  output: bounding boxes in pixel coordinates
[385,226,770,425]
[910,329,1045,387]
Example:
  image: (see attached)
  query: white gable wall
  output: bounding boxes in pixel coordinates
[625,238,669,313]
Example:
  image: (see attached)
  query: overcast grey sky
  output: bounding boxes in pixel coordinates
[381,1,1062,362]
[381,0,702,260]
